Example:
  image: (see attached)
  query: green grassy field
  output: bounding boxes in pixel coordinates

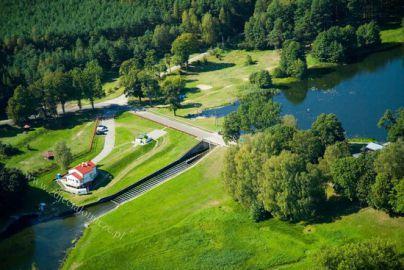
[64,112,197,205]
[381,26,404,44]
[62,147,404,270]
[0,114,99,173]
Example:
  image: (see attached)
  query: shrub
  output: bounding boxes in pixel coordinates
[249,70,272,88]
[356,21,381,48]
[316,239,400,270]
[0,142,20,157]
[244,54,254,66]
[272,67,286,78]
[279,40,307,78]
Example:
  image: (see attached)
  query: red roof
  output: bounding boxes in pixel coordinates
[74,161,96,175]
[71,172,83,180]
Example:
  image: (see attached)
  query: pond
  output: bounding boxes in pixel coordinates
[274,46,404,141]
[199,46,404,141]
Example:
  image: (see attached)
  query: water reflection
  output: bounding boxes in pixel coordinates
[276,46,404,140]
[191,47,404,141]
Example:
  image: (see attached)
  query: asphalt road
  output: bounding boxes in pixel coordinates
[133,110,226,146]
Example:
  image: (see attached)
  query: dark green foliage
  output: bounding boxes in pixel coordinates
[378,108,404,142]
[311,113,345,146]
[249,70,272,88]
[0,142,20,157]
[316,239,401,270]
[243,0,395,50]
[370,141,404,214]
[318,141,351,178]
[7,85,37,125]
[249,201,269,222]
[54,141,73,171]
[330,157,369,201]
[261,151,325,221]
[356,21,381,49]
[171,33,199,67]
[223,123,326,222]
[289,130,324,163]
[271,67,286,78]
[238,91,280,132]
[312,22,381,63]
[279,40,307,78]
[222,112,241,142]
[0,163,28,215]
[312,25,357,63]
[161,76,185,115]
[222,89,280,142]
[0,0,255,117]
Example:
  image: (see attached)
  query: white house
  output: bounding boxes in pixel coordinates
[57,161,97,195]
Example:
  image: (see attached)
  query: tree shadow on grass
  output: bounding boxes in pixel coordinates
[0,125,23,138]
[181,102,202,110]
[309,196,362,224]
[185,61,236,75]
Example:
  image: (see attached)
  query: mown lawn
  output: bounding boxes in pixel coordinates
[63,147,404,270]
[0,114,105,219]
[64,112,197,205]
[381,26,404,44]
[0,114,98,174]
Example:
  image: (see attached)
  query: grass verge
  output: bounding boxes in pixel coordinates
[62,147,404,270]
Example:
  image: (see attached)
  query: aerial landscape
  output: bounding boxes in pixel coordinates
[0,0,403,269]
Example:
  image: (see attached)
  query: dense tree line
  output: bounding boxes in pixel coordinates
[243,0,401,50]
[243,0,402,73]
[0,0,255,118]
[223,95,403,221]
[0,163,28,216]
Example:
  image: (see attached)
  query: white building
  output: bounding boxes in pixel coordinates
[57,161,97,195]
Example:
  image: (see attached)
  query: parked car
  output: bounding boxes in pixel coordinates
[96,125,108,135]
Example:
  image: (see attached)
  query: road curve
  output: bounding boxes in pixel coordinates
[133,110,226,146]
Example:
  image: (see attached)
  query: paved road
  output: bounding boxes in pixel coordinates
[133,110,226,146]
[92,117,115,164]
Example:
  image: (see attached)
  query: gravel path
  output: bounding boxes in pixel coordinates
[92,117,115,164]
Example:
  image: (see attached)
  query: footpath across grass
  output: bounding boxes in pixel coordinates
[62,147,404,270]
[64,112,197,206]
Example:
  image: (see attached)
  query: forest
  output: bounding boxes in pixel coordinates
[1,0,402,121]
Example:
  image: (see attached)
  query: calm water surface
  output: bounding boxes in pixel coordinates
[274,46,404,140]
